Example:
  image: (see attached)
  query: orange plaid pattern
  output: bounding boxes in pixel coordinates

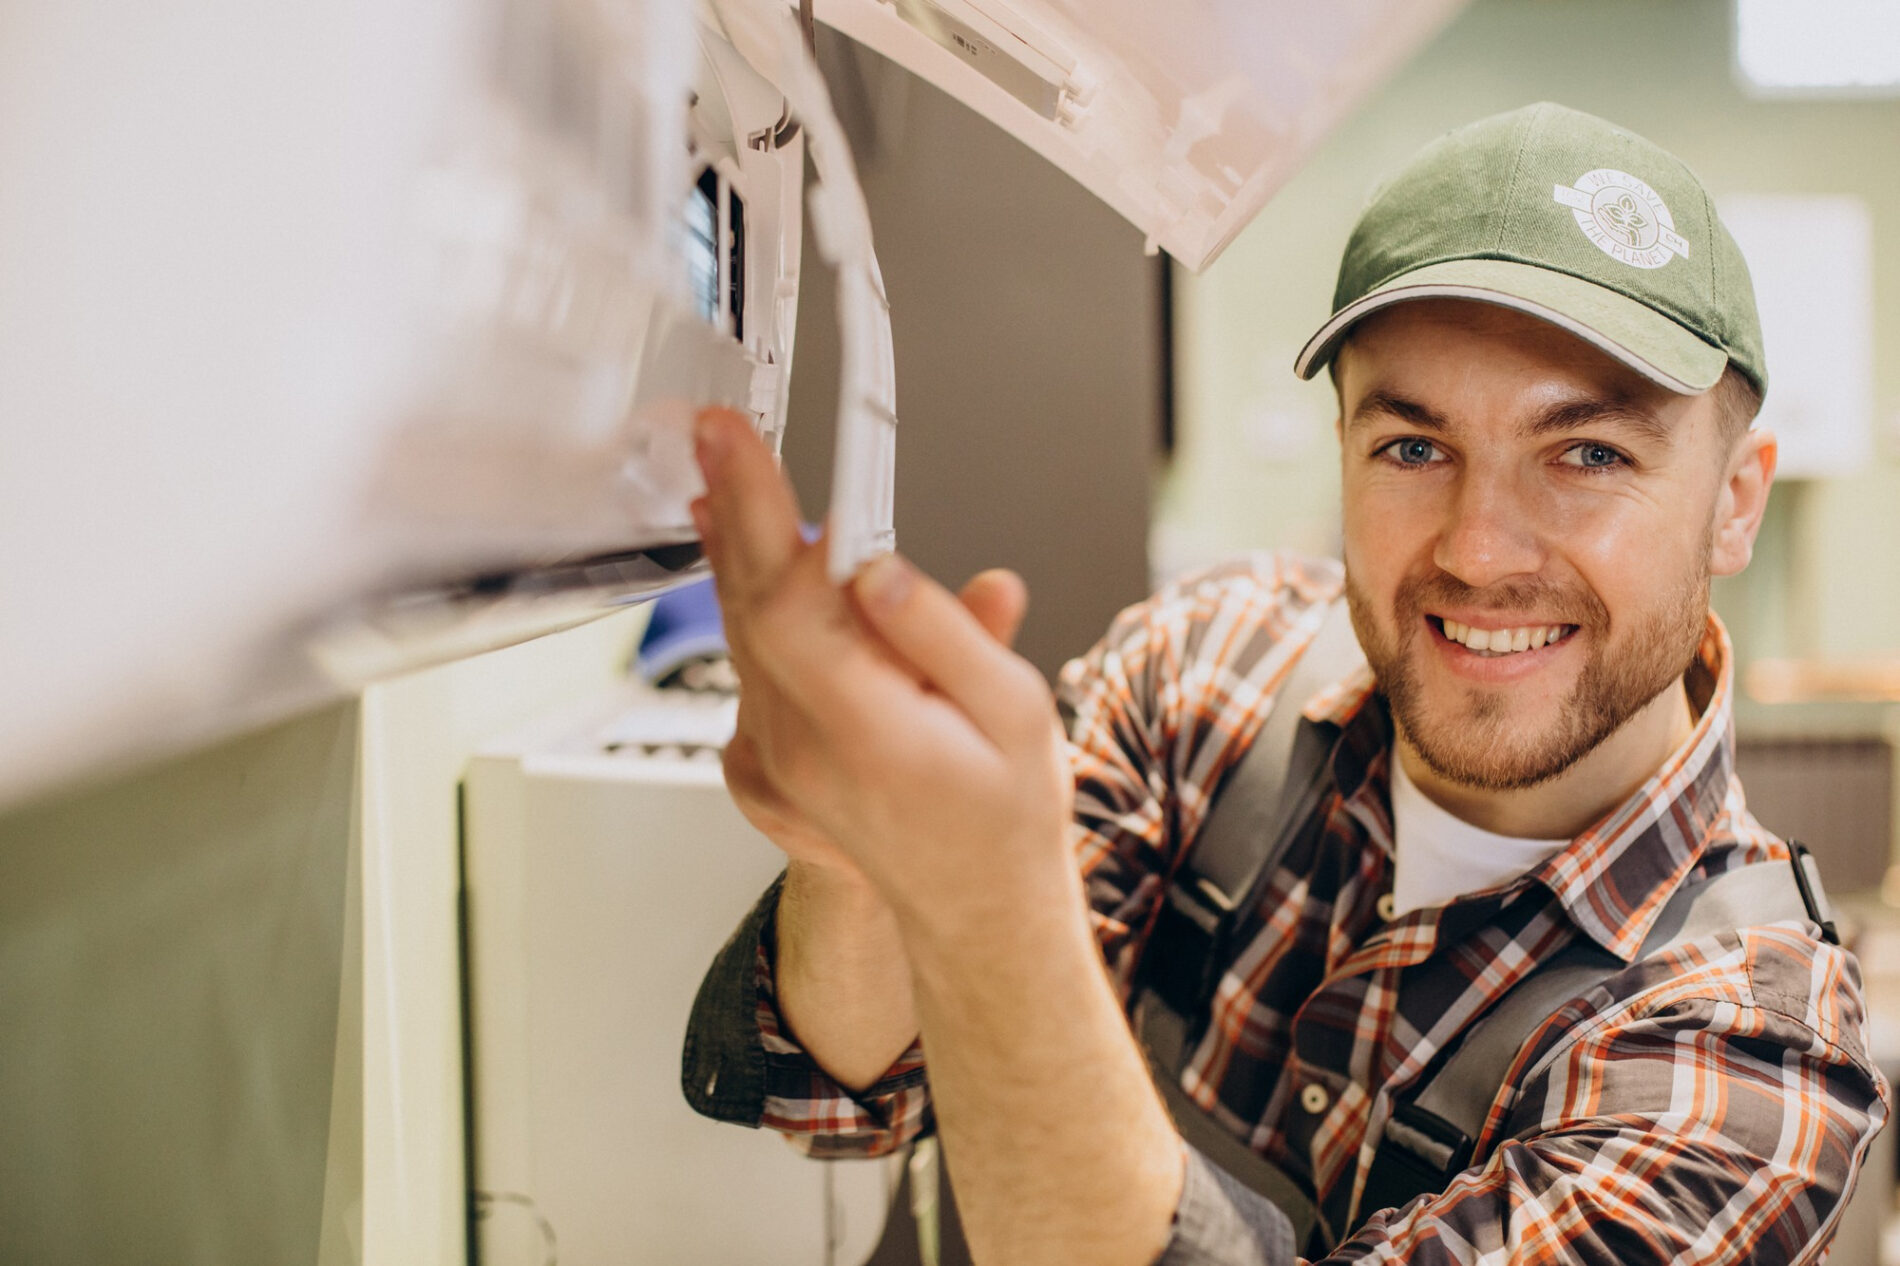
[754,553,1888,1262]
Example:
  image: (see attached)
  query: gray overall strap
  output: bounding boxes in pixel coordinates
[1136,596,1361,1255]
[1193,597,1363,911]
[1359,846,1838,1224]
[1137,598,1362,1031]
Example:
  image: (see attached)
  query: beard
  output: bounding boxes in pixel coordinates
[1345,559,1709,791]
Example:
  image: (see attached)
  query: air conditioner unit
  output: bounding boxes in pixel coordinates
[0,0,1463,808]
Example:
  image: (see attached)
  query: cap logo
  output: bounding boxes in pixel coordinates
[1552,169,1690,270]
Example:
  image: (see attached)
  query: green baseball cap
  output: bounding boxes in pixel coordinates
[1295,102,1766,398]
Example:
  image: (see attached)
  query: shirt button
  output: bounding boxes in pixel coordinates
[1301,1083,1331,1114]
[1376,893,1397,922]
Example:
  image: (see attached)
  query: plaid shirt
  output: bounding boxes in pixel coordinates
[745,552,1888,1263]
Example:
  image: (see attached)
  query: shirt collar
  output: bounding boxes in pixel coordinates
[1301,611,1738,961]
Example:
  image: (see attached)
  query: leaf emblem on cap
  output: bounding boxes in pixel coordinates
[1598,194,1649,246]
[1552,170,1689,270]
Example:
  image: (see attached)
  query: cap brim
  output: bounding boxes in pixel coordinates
[1293,259,1730,394]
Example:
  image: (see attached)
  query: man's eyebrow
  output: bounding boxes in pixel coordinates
[1348,390,1675,447]
[1523,398,1674,446]
[1348,390,1449,432]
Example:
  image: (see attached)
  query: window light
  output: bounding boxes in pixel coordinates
[1735,0,1900,93]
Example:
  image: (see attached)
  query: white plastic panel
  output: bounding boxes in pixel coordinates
[817,0,1468,271]
[0,0,804,808]
[0,0,1461,808]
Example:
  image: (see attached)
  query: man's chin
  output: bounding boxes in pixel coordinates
[1398,672,1651,794]
[1405,726,1576,793]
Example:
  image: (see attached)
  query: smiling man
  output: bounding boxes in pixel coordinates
[682,104,1888,1264]
[1336,299,1747,839]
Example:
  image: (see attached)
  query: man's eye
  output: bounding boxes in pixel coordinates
[1559,442,1627,470]
[1380,437,1444,466]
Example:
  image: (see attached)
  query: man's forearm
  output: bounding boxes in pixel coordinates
[689,408,1182,1259]
[775,860,919,1091]
[902,866,1185,1266]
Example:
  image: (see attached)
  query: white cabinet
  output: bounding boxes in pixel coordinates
[462,689,892,1265]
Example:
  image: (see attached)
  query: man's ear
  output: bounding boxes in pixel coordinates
[1710,427,1777,577]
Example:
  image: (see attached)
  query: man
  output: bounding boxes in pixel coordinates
[680,103,1888,1263]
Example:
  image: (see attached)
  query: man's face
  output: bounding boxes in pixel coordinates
[1337,300,1742,792]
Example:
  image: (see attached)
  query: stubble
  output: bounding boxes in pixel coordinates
[1345,560,1709,791]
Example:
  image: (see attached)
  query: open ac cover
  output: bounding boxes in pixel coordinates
[0,0,1460,808]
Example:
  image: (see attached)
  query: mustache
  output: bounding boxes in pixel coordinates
[1393,571,1607,630]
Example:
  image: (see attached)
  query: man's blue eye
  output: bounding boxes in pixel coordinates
[1394,438,1438,464]
[1562,443,1626,469]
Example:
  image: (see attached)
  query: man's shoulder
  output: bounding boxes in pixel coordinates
[1157,550,1345,611]
[1060,551,1349,718]
[1591,836,1874,1063]
[1087,551,1346,675]
[1128,551,1345,650]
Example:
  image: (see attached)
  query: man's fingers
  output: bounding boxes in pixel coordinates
[828,568,1023,696]
[693,406,805,610]
[851,555,1046,746]
[958,568,1029,648]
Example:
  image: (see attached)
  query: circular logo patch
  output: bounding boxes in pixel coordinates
[1551,169,1690,270]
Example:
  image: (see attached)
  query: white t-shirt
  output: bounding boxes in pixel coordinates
[1388,757,1571,918]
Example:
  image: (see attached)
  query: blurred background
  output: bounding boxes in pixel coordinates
[4,0,1899,1263]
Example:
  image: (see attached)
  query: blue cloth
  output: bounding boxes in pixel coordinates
[636,577,727,683]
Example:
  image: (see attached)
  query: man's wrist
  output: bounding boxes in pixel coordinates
[897,858,1100,1018]
[777,857,904,968]
[864,810,1085,965]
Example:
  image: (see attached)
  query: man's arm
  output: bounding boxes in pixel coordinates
[712,550,1034,1094]
[693,406,1194,1265]
[895,828,1187,1266]
[773,859,916,1091]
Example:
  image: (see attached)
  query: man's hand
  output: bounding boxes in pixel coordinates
[717,567,1034,885]
[690,406,1074,935]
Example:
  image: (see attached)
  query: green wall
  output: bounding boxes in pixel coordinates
[0,606,647,1266]
[0,704,358,1266]
[1164,0,1900,666]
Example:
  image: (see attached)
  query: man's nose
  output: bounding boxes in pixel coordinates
[1431,469,1548,589]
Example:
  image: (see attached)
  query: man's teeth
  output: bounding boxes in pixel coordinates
[1440,619,1574,655]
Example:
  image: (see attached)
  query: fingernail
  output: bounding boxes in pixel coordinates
[694,410,727,479]
[855,553,913,613]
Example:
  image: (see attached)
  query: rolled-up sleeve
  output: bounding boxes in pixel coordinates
[680,871,933,1156]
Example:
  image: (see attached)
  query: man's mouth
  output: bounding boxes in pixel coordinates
[1429,616,1578,657]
